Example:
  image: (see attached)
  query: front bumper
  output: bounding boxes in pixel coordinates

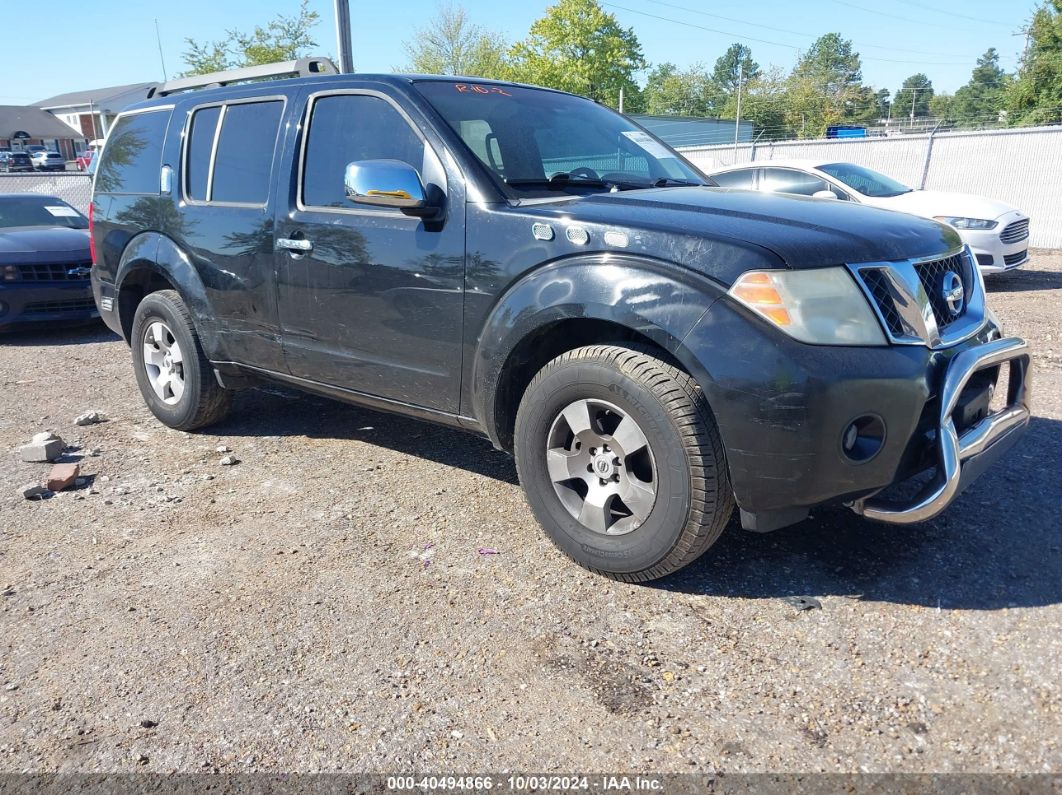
[960,217,1029,273]
[0,281,99,328]
[849,336,1030,523]
[684,296,1029,526]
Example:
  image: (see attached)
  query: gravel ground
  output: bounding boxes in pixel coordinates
[1,253,1060,776]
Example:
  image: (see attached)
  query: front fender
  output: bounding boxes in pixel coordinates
[115,233,223,359]
[470,253,729,442]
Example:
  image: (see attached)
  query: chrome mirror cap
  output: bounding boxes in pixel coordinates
[344,159,428,210]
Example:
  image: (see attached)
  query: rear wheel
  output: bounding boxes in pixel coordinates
[130,290,232,430]
[514,344,734,582]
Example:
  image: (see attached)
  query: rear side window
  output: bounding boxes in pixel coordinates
[302,94,426,209]
[185,105,221,201]
[711,169,757,189]
[761,168,832,197]
[95,109,171,194]
[183,99,283,205]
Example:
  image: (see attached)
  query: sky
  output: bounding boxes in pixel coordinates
[1,0,1040,105]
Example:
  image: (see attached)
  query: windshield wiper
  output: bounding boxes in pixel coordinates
[505,173,612,190]
[652,177,705,187]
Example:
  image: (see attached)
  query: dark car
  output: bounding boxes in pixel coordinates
[0,151,35,172]
[89,59,1030,582]
[0,194,97,331]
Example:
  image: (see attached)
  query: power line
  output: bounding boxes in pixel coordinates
[888,0,1016,27]
[643,0,1014,61]
[603,2,1000,65]
[827,0,1021,35]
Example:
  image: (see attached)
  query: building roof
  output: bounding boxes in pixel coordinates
[0,106,87,139]
[35,82,156,114]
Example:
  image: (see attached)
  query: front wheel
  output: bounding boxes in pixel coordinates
[514,345,734,582]
[130,290,232,431]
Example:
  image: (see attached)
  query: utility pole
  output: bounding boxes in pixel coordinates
[334,0,354,74]
[619,87,624,114]
[733,60,743,154]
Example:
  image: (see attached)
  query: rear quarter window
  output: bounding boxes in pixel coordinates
[711,169,757,189]
[95,109,171,194]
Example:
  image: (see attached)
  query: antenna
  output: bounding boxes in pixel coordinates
[154,19,168,81]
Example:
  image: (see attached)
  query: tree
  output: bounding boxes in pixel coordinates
[894,73,934,122]
[953,48,1009,125]
[401,3,509,78]
[872,88,892,120]
[642,62,720,116]
[930,93,957,123]
[721,66,792,140]
[1007,0,1062,125]
[711,43,760,97]
[786,33,867,136]
[507,0,646,107]
[181,0,320,76]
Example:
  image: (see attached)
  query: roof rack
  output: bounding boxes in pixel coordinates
[147,56,339,98]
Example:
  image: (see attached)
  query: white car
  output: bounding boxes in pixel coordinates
[708,159,1030,273]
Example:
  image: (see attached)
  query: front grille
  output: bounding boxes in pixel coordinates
[17,263,92,282]
[1000,219,1029,244]
[914,251,971,333]
[23,299,97,314]
[861,268,905,336]
[1003,249,1028,267]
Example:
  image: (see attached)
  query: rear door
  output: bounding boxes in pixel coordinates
[166,95,288,370]
[273,88,466,414]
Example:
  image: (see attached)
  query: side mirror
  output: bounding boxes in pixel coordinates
[344,159,438,217]
[812,189,839,200]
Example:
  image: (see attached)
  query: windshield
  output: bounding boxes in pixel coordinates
[818,162,912,198]
[0,197,88,229]
[414,80,706,197]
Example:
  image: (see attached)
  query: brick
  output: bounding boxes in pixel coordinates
[20,433,64,463]
[46,463,80,492]
[20,483,46,499]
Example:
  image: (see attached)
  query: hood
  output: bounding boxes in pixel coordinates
[861,189,1021,221]
[521,187,962,269]
[0,226,91,264]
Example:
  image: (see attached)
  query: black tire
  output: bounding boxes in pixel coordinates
[130,289,232,431]
[514,344,734,582]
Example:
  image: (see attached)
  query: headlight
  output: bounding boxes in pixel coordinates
[729,267,887,346]
[2,265,20,282]
[933,216,998,230]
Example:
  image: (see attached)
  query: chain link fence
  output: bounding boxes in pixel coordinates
[0,173,93,214]
[677,124,1062,249]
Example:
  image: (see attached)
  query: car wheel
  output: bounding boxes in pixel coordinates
[130,289,232,431]
[515,344,734,582]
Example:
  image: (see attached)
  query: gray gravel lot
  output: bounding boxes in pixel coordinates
[1,254,1060,775]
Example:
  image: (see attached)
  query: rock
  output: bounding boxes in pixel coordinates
[4,683,17,691]
[20,483,46,499]
[74,411,108,426]
[89,447,103,457]
[19,432,64,463]
[140,719,158,729]
[451,730,463,739]
[216,445,231,453]
[783,595,822,612]
[46,463,80,492]
[219,455,238,466]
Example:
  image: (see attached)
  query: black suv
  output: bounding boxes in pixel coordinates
[90,59,1031,581]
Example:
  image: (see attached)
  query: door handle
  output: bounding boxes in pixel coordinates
[276,237,313,253]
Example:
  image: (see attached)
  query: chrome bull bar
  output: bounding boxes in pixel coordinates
[850,336,1031,524]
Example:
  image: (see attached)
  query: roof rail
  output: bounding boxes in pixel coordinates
[147,56,339,98]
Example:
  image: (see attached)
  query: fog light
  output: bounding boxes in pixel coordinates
[0,301,7,316]
[842,414,886,462]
